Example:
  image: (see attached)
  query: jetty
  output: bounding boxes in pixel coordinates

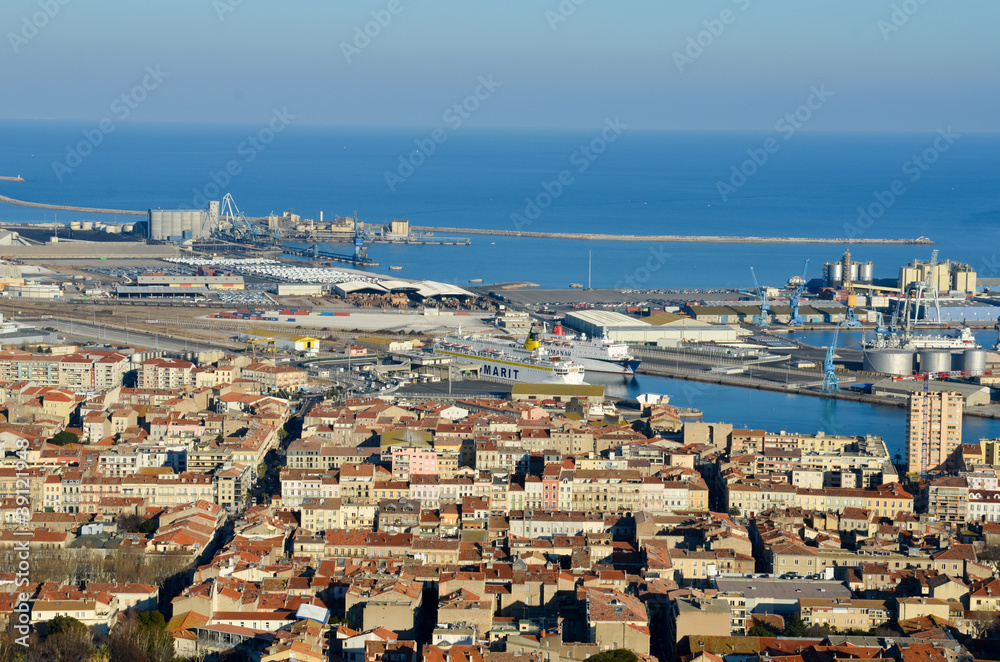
[0,176,24,182]
[0,193,146,216]
[411,226,933,245]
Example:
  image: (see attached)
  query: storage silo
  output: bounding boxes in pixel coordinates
[123,224,134,233]
[918,350,951,374]
[826,262,843,287]
[859,262,874,283]
[864,349,914,376]
[848,262,859,283]
[70,221,81,230]
[963,348,987,373]
[81,221,93,231]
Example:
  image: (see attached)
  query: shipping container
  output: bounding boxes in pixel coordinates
[335,312,350,317]
[287,318,296,322]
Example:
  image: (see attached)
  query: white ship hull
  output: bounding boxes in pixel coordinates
[459,335,639,375]
[433,347,586,384]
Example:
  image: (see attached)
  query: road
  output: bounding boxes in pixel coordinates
[30,318,229,354]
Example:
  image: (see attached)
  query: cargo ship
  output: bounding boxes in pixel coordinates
[432,338,586,384]
[864,325,979,350]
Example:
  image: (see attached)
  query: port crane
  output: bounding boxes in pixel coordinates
[822,321,842,393]
[219,193,257,240]
[750,267,770,328]
[353,210,367,260]
[788,258,810,327]
[912,249,942,325]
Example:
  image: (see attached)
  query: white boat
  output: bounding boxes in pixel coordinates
[432,338,586,384]
[864,325,980,350]
[459,324,640,375]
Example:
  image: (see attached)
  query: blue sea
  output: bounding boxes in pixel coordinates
[2,121,999,289]
[3,120,1000,454]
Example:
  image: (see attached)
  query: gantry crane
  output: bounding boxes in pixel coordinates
[750,267,770,328]
[788,258,810,327]
[822,321,842,393]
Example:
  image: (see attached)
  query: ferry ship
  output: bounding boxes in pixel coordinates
[464,325,639,375]
[432,338,586,384]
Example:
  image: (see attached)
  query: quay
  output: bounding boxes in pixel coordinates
[283,244,380,267]
[411,225,934,245]
[0,176,24,182]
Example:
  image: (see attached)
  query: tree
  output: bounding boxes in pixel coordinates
[50,431,80,447]
[584,651,639,662]
[729,506,742,517]
[136,610,166,631]
[109,611,175,662]
[47,615,87,637]
[116,513,145,533]
[138,518,158,534]
[783,613,807,637]
[748,624,777,637]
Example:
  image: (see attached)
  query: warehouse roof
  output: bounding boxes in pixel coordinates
[116,285,208,295]
[565,310,647,328]
[335,281,389,294]
[412,281,474,298]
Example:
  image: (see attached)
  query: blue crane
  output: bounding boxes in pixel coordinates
[750,267,770,328]
[822,321,842,393]
[788,258,810,327]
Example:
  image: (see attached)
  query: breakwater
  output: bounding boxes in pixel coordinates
[411,225,934,245]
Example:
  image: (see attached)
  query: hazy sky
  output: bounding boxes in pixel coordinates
[3,0,997,131]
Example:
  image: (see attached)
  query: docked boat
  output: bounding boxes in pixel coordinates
[864,325,980,350]
[453,326,641,375]
[432,338,586,384]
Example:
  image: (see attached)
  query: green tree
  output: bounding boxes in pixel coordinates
[748,624,777,637]
[50,431,80,447]
[46,615,87,637]
[729,506,742,517]
[783,613,808,637]
[584,650,639,662]
[138,518,158,534]
[136,610,166,631]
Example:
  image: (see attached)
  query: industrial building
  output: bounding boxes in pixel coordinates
[333,279,475,301]
[237,329,319,353]
[900,258,977,294]
[116,285,209,299]
[277,284,324,296]
[912,300,1000,322]
[136,275,244,290]
[871,378,989,407]
[5,283,62,299]
[563,310,739,345]
[148,208,215,241]
[905,390,964,475]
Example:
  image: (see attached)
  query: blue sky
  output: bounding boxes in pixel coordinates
[2,0,997,130]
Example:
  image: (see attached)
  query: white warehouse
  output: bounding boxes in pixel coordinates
[563,310,739,345]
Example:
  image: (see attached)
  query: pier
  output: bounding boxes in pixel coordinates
[0,176,25,182]
[411,225,934,245]
[0,192,146,216]
[283,244,380,267]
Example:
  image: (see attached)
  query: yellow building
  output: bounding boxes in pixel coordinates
[907,391,963,475]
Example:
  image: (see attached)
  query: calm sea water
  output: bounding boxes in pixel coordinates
[2,121,999,289]
[3,120,999,450]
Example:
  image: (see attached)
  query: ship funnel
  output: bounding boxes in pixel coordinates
[554,325,564,336]
[524,331,540,351]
